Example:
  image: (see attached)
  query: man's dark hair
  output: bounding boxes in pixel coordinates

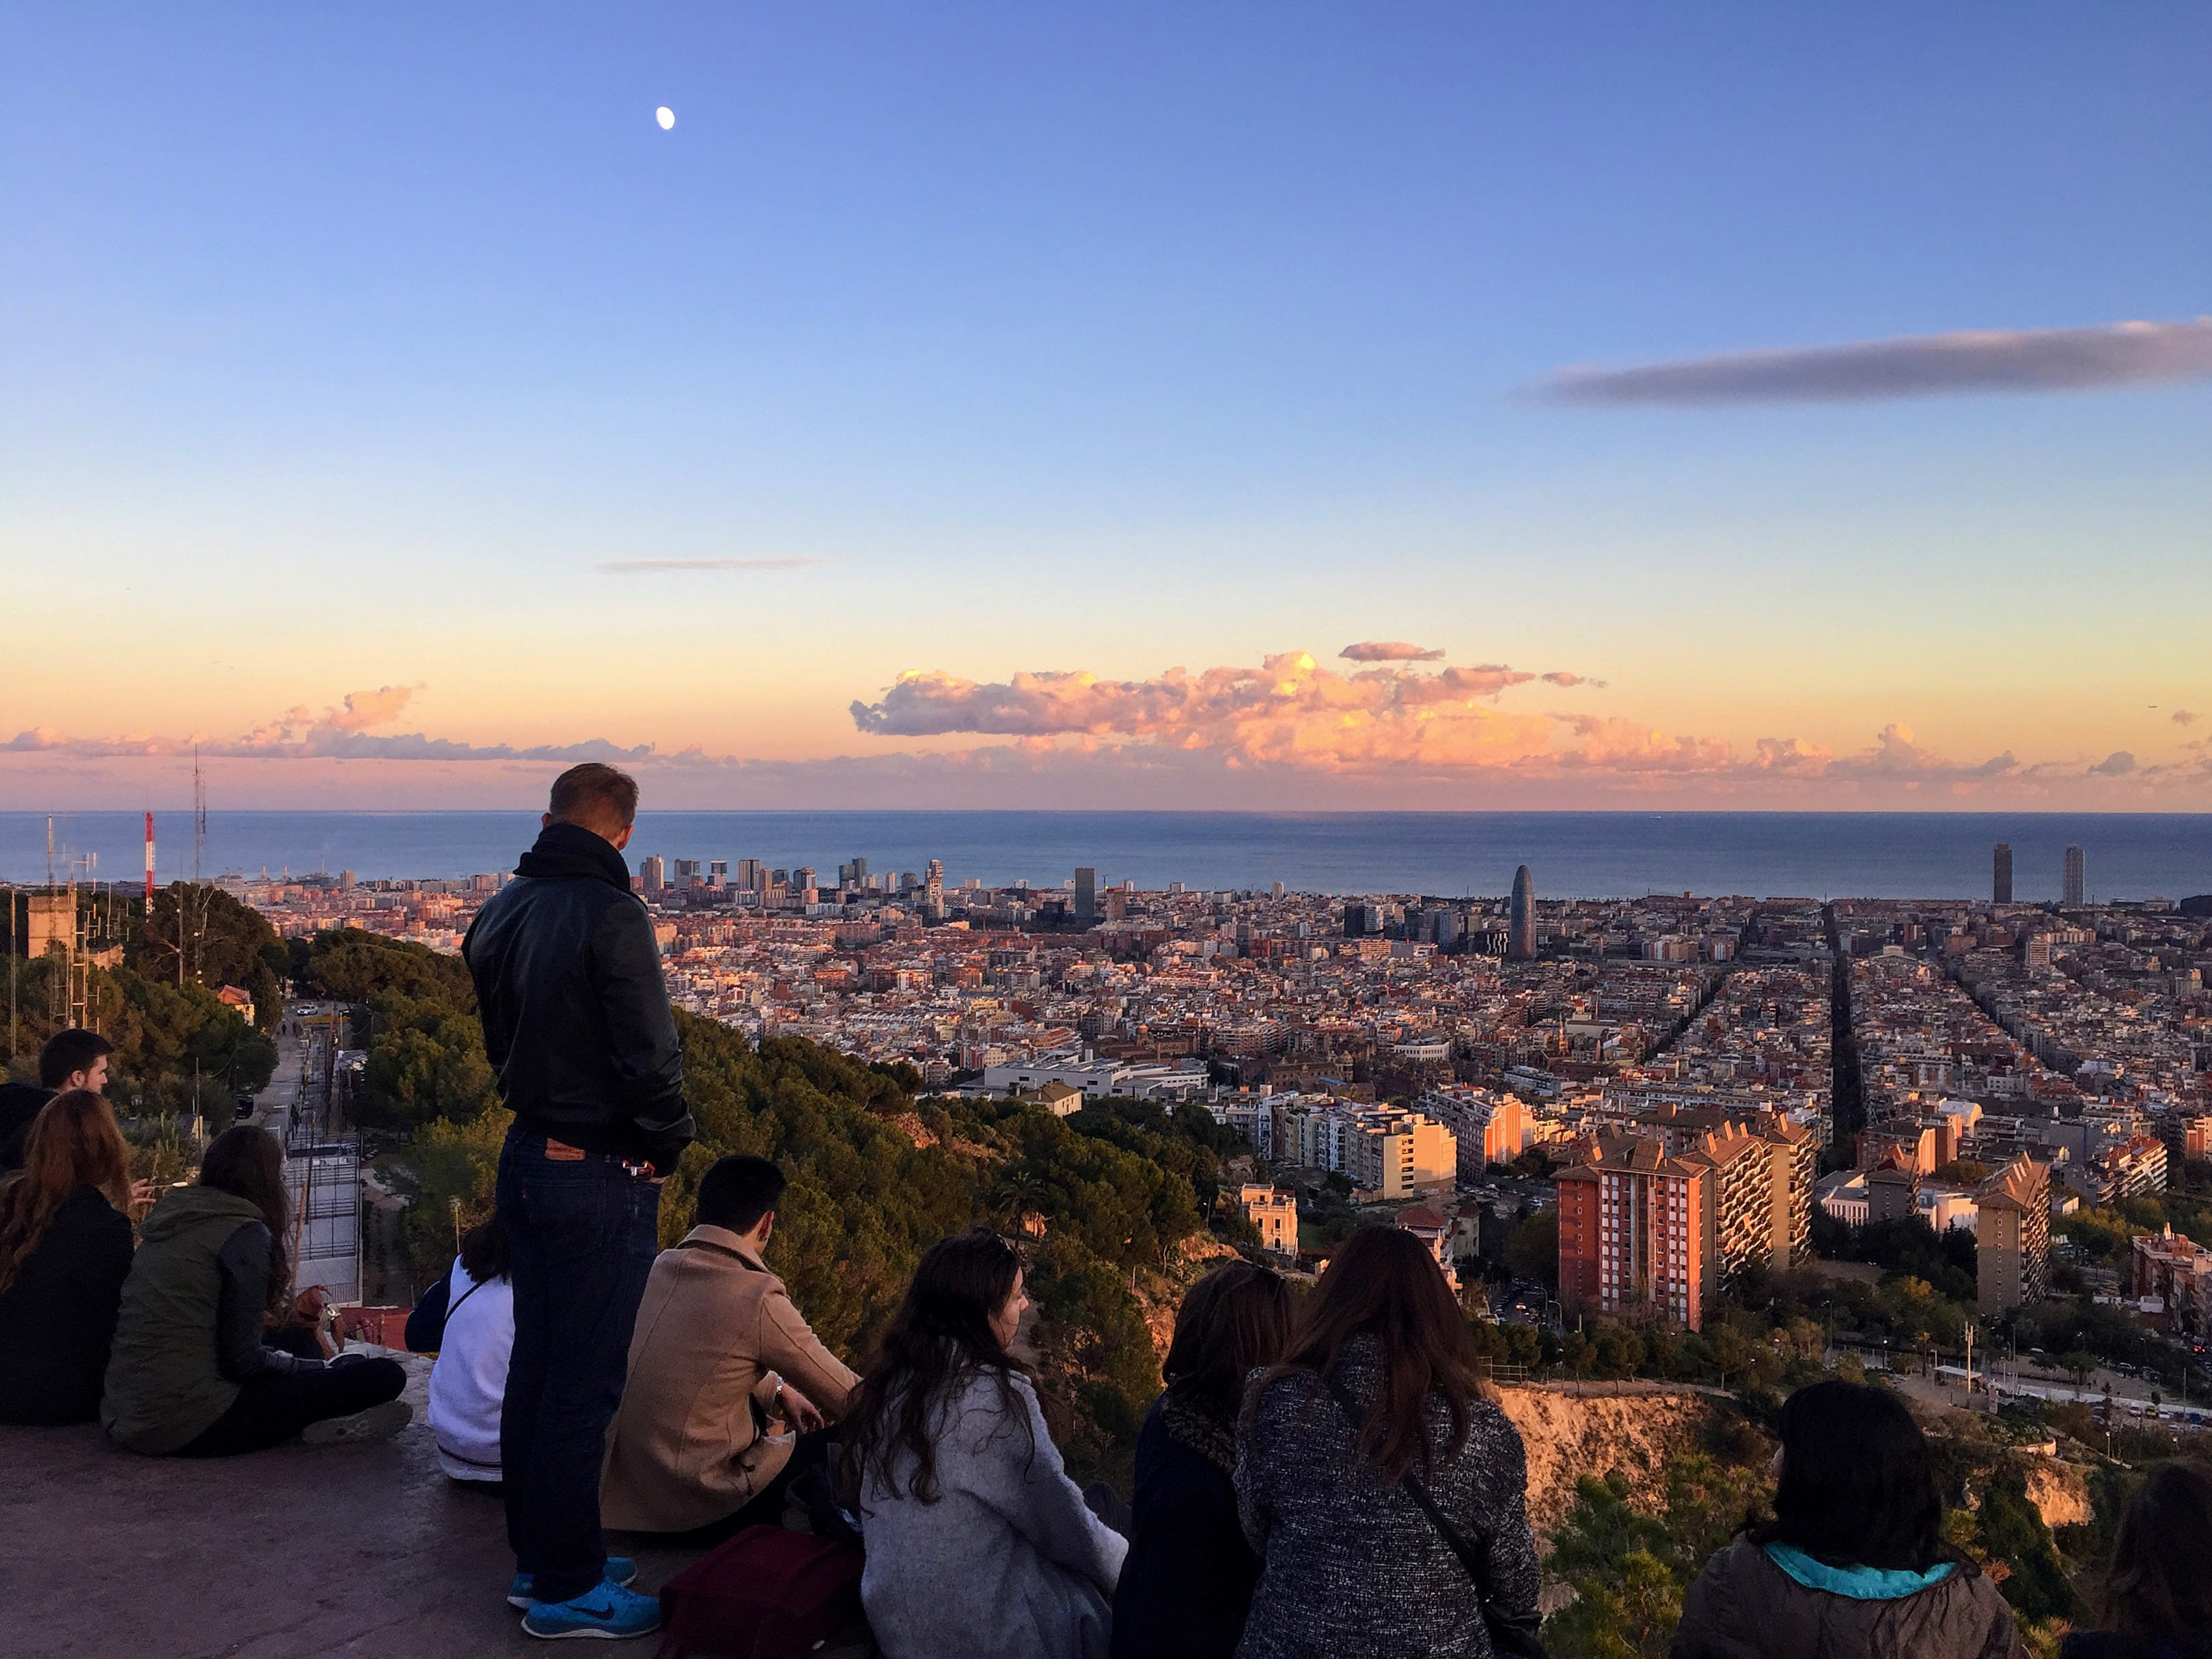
[39,1029,115,1091]
[1752,1378,1948,1571]
[548,763,639,832]
[694,1155,788,1235]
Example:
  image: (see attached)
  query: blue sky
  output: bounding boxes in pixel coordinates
[5,4,2209,808]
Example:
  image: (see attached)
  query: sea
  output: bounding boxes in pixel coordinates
[5,811,2209,903]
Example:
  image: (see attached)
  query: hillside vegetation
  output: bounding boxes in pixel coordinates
[298,928,1235,1475]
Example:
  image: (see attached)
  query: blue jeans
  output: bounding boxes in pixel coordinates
[497,1128,662,1604]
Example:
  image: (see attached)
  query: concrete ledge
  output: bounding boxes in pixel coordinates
[1,1355,695,1658]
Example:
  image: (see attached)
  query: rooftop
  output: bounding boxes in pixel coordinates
[4,1355,693,1658]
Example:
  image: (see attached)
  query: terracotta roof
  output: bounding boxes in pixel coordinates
[1976,1153,2047,1212]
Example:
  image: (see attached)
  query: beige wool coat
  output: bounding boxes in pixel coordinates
[600,1224,858,1533]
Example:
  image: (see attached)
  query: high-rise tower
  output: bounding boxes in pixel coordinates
[1993,844,2013,905]
[2062,845,2085,907]
[1509,865,1536,960]
[1074,866,1096,924]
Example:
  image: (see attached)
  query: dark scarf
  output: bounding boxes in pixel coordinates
[515,821,633,893]
[1161,1386,1239,1479]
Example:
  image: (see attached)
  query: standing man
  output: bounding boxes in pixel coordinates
[465,763,693,1641]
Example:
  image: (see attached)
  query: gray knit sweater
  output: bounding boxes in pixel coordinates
[857,1368,1127,1659]
[1233,1335,1540,1659]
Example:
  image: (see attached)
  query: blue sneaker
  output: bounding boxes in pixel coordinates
[507,1558,637,1611]
[521,1578,661,1641]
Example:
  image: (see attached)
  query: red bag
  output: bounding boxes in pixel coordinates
[654,1525,870,1659]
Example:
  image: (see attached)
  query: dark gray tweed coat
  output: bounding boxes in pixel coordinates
[1232,1334,1540,1659]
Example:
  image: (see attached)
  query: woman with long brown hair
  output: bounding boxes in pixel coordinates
[102,1125,409,1456]
[0,1091,138,1424]
[843,1227,1126,1659]
[1234,1225,1540,1659]
[1112,1257,1294,1659]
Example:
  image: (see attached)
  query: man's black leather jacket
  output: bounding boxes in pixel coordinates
[462,821,694,1173]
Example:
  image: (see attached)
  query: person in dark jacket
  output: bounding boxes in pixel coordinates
[101,1125,408,1456]
[2060,1458,2212,1659]
[1112,1259,1292,1659]
[0,1091,137,1423]
[0,1028,116,1170]
[462,761,693,1642]
[1234,1226,1540,1659]
[1671,1380,2019,1659]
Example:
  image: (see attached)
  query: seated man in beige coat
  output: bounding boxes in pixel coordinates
[601,1155,857,1537]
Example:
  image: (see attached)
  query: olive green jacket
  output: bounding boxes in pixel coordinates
[101,1185,268,1454]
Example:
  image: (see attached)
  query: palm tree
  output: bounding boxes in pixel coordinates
[990,1166,1050,1238]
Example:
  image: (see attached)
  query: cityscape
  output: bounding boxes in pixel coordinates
[8,4,2212,1655]
[219,836,2212,1342]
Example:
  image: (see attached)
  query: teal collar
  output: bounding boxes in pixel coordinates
[1762,1542,1957,1601]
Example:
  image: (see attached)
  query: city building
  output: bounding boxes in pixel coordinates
[1240,1184,1298,1259]
[2062,845,2085,908]
[1341,1108,1457,1201]
[1396,1203,1458,1291]
[639,854,665,892]
[1556,1136,1711,1330]
[1074,867,1096,924]
[1993,843,2013,905]
[1974,1154,2050,1313]
[2132,1228,2212,1335]
[1866,1151,1920,1223]
[1509,866,1536,960]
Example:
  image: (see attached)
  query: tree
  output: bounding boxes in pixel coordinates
[1505,1209,1559,1288]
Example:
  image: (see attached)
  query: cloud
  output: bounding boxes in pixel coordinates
[1540,672,1607,689]
[2173,710,2198,728]
[1340,641,1444,663]
[1537,318,2212,407]
[598,557,827,575]
[2088,750,2138,777]
[3,686,650,765]
[849,655,1573,769]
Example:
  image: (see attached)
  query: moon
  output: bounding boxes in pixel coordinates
[655,106,676,131]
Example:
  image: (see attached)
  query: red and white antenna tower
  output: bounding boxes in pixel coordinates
[144,812,156,900]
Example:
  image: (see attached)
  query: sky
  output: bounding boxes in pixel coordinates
[4,3,2210,812]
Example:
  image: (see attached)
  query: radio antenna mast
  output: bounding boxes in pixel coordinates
[193,748,207,884]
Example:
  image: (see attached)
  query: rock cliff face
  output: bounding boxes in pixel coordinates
[1495,1386,1719,1532]
[2021,1456,2092,1530]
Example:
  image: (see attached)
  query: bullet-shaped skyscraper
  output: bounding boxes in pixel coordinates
[2062,845,2085,907]
[1509,865,1536,960]
[1993,844,2013,905]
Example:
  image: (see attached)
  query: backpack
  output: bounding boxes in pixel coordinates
[654,1524,870,1659]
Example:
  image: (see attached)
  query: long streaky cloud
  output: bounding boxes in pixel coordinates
[1340,641,1443,663]
[598,557,827,575]
[1538,318,2212,406]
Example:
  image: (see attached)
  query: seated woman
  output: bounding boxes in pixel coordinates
[406,1213,516,1486]
[102,1125,410,1457]
[0,1091,139,1425]
[2059,1458,2212,1659]
[1235,1226,1540,1659]
[1672,1379,2021,1659]
[1111,1258,1292,1659]
[844,1227,1126,1659]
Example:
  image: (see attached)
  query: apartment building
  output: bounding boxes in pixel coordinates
[1975,1154,2051,1314]
[1629,1104,1816,1270]
[1556,1136,1712,1330]
[1342,1108,1457,1201]
[2133,1227,2212,1336]
[1240,1184,1299,1259]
